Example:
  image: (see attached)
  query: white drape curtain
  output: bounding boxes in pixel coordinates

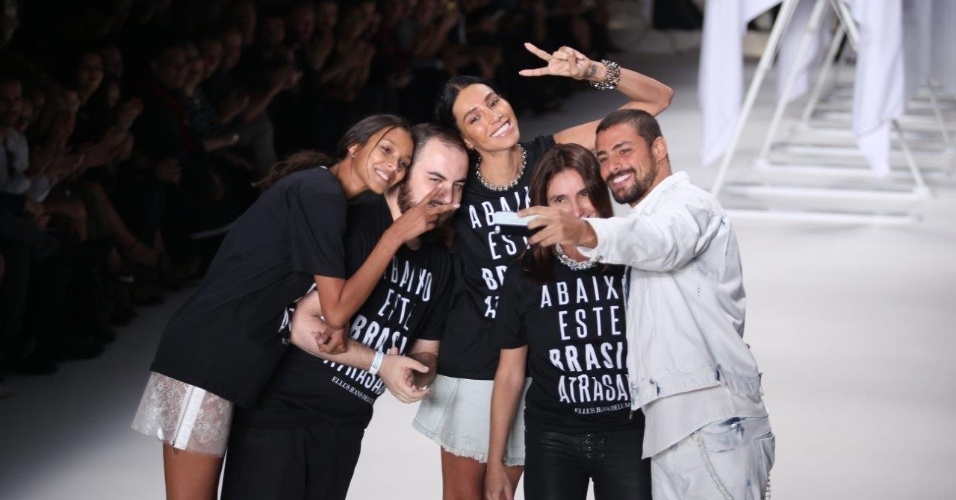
[697,0,955,176]
[698,0,779,167]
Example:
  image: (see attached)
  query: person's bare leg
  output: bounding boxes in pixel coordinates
[441,450,484,500]
[440,450,524,500]
[163,444,223,500]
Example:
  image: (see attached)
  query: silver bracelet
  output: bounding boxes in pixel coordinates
[589,59,621,91]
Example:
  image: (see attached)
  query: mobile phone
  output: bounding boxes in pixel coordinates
[491,211,538,235]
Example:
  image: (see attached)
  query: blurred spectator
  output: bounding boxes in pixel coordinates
[183,42,256,207]
[0,0,18,50]
[1,77,32,196]
[0,0,621,389]
[364,0,414,119]
[131,41,221,270]
[225,0,257,48]
[392,0,447,123]
[100,45,125,80]
[287,0,333,76]
[203,26,282,178]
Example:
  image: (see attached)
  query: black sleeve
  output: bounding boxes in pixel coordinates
[288,175,348,279]
[488,262,529,349]
[417,254,454,342]
[343,193,390,276]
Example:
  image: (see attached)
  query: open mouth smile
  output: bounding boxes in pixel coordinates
[608,170,634,189]
[491,120,512,138]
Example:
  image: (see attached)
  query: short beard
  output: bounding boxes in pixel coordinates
[609,166,656,206]
[396,181,415,214]
[396,181,451,244]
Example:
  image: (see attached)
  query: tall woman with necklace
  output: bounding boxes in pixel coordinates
[413,43,672,499]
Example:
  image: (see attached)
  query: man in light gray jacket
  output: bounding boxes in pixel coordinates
[521,109,774,500]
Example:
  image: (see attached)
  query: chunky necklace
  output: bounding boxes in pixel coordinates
[475,144,527,192]
[554,244,596,271]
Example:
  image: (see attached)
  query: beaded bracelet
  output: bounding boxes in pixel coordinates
[589,59,621,91]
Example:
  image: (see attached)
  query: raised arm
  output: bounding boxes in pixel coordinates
[517,43,673,148]
[314,186,457,342]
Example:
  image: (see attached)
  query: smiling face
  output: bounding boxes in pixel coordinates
[397,138,468,224]
[595,122,663,206]
[546,168,597,219]
[349,127,414,195]
[451,84,520,153]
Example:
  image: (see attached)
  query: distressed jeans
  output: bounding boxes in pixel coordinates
[651,416,775,500]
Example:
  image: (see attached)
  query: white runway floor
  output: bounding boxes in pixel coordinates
[2,43,955,500]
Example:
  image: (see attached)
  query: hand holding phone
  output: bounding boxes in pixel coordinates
[491,211,539,234]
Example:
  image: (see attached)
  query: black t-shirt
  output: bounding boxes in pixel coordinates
[151,167,347,407]
[491,255,643,432]
[235,195,454,429]
[439,135,556,380]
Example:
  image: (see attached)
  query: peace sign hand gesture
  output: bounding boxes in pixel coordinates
[518,42,591,81]
[387,185,459,244]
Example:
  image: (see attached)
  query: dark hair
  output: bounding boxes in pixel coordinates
[525,143,613,284]
[595,109,662,148]
[409,122,467,166]
[434,75,501,132]
[254,113,411,190]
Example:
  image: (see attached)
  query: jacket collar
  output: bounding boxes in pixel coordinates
[629,171,690,213]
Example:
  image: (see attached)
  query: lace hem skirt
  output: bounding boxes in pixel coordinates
[131,372,233,457]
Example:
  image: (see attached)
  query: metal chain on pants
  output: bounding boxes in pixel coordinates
[692,431,735,500]
[692,431,774,500]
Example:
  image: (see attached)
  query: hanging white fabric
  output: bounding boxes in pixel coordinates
[699,0,787,167]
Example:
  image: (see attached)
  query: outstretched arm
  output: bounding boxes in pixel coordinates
[517,43,673,148]
[521,197,724,272]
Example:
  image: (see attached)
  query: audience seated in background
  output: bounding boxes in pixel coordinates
[0,0,621,389]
